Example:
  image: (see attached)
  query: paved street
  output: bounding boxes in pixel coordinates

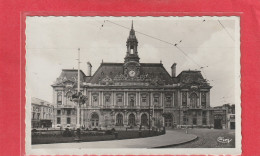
[32,130,197,148]
[166,129,235,148]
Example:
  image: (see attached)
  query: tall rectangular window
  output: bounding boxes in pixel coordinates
[67,117,71,124]
[142,97,146,102]
[116,94,123,106]
[57,92,62,104]
[201,92,206,107]
[67,110,71,115]
[153,97,159,106]
[182,92,187,106]
[165,96,172,107]
[57,110,61,115]
[92,94,99,106]
[105,96,110,102]
[129,96,135,107]
[57,117,61,124]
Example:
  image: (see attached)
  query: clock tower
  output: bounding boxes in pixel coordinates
[124,21,140,63]
[124,21,141,77]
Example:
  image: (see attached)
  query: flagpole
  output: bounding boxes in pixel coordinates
[76,48,81,128]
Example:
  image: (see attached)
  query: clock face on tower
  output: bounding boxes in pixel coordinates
[128,70,136,77]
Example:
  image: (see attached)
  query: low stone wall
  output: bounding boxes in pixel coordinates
[32,129,164,144]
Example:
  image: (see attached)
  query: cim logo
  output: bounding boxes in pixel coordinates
[217,137,232,144]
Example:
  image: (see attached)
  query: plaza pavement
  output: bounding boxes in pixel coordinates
[32,130,197,148]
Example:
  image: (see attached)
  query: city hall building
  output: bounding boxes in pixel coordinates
[52,23,213,129]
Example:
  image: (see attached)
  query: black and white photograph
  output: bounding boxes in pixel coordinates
[25,16,241,155]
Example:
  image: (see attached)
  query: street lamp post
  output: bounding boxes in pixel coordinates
[148,92,151,135]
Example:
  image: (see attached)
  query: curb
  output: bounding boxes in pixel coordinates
[152,135,198,148]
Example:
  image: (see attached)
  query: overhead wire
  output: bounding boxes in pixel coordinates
[217,20,235,42]
[105,20,209,76]
[105,20,203,68]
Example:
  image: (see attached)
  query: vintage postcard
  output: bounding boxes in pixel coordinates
[25,16,241,155]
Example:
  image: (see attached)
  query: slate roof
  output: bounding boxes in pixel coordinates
[52,65,211,89]
[177,70,210,87]
[87,62,174,85]
[52,69,86,86]
[31,97,53,106]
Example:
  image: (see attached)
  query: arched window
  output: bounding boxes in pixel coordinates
[57,92,62,104]
[141,114,148,126]
[91,113,99,127]
[128,113,135,126]
[116,114,123,126]
[190,93,198,108]
[66,91,73,104]
[201,92,206,107]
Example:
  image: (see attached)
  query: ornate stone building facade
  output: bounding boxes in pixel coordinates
[52,23,213,129]
[31,97,54,128]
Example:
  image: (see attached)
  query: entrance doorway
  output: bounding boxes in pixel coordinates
[141,114,148,126]
[230,122,235,129]
[214,119,222,129]
[116,113,123,126]
[128,113,135,126]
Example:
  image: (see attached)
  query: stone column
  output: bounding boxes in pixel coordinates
[199,92,201,107]
[62,91,64,105]
[112,91,114,106]
[136,92,138,107]
[89,91,91,106]
[160,92,163,108]
[139,92,141,106]
[172,92,175,107]
[124,92,126,106]
[126,92,128,106]
[101,91,103,106]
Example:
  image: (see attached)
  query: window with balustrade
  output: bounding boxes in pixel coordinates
[141,94,148,106]
[104,95,111,107]
[153,94,159,106]
[129,95,135,107]
[165,95,172,107]
[116,94,123,106]
[92,93,99,106]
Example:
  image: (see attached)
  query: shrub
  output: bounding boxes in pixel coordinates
[62,128,73,137]
[105,130,113,135]
[111,128,116,132]
[93,128,98,131]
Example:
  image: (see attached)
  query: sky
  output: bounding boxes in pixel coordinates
[25,16,240,107]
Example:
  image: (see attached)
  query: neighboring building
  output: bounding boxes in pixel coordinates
[31,97,54,128]
[51,23,213,129]
[213,104,235,129]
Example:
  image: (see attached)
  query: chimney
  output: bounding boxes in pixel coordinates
[171,63,177,77]
[86,62,92,76]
